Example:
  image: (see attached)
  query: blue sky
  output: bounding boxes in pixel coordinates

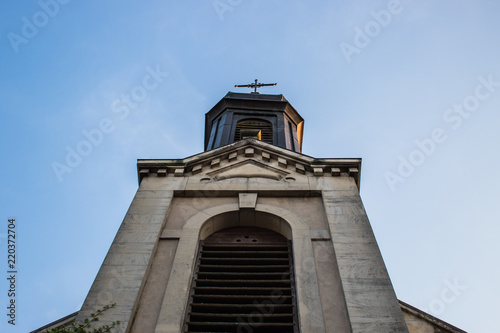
[1,1,499,332]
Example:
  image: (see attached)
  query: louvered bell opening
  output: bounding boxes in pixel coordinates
[234,119,273,145]
[184,227,298,333]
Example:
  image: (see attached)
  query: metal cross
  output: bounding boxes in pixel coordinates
[234,79,277,94]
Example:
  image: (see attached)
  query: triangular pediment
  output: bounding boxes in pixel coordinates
[187,139,314,166]
[207,159,288,181]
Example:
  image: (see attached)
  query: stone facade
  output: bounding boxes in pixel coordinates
[73,138,408,332]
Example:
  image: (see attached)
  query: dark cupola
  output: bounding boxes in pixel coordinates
[204,92,304,153]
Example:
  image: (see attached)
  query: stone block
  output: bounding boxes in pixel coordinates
[113,230,160,244]
[228,152,238,162]
[278,157,287,168]
[238,193,257,208]
[314,167,324,176]
[212,211,240,233]
[102,243,156,266]
[309,175,358,191]
[261,151,271,162]
[139,169,150,183]
[119,214,166,233]
[349,167,359,177]
[139,176,187,191]
[127,197,172,215]
[191,164,202,175]
[295,163,306,174]
[310,229,331,240]
[185,180,248,193]
[210,158,220,168]
[135,190,174,199]
[254,212,281,233]
[160,229,182,239]
[331,167,341,177]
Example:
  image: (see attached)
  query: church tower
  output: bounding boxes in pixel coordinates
[33,86,466,332]
[75,87,409,333]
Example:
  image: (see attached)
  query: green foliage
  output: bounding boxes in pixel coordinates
[46,303,120,333]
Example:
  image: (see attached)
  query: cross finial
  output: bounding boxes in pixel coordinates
[234,79,277,94]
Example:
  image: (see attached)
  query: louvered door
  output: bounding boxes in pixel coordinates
[184,227,298,333]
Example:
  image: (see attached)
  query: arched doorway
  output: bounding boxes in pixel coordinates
[184,227,299,332]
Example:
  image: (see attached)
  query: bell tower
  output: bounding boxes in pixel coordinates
[35,87,470,333]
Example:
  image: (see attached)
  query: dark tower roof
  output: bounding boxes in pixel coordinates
[204,92,304,153]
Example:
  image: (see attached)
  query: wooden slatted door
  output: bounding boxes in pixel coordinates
[184,227,298,333]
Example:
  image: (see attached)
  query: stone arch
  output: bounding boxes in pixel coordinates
[182,203,309,240]
[156,202,326,332]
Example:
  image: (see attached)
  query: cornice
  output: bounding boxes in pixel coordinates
[137,139,361,190]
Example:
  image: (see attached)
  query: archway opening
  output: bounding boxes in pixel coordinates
[184,227,299,332]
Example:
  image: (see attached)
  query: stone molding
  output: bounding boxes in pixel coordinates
[137,139,361,188]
